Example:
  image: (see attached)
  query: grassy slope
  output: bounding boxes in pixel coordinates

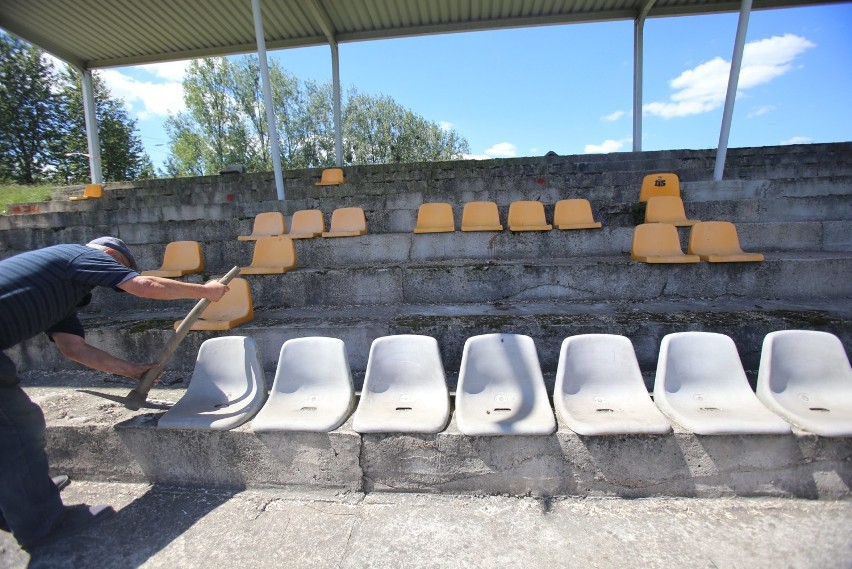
[0,184,55,214]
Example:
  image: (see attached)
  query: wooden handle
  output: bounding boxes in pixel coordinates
[125,266,241,409]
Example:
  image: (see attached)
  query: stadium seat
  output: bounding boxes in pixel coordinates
[240,236,296,275]
[553,199,602,230]
[69,183,103,201]
[639,173,680,202]
[456,333,556,436]
[238,211,286,241]
[631,223,700,263]
[653,332,791,435]
[322,207,368,237]
[554,334,671,435]
[352,335,450,433]
[644,196,699,226]
[461,201,503,232]
[687,221,764,262]
[508,200,552,231]
[315,167,344,186]
[756,330,852,437]
[251,337,355,433]
[173,277,254,331]
[158,336,267,430]
[141,240,204,277]
[414,202,455,233]
[287,209,325,239]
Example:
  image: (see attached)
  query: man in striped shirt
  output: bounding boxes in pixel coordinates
[0,237,229,550]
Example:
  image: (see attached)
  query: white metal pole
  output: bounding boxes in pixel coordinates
[633,17,644,153]
[251,0,286,200]
[331,41,343,166]
[80,69,103,184]
[714,0,752,181]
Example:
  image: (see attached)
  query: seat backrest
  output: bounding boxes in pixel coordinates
[250,236,296,269]
[84,183,104,198]
[414,202,455,232]
[317,168,344,185]
[757,330,852,398]
[687,221,744,256]
[353,335,450,433]
[456,333,556,435]
[553,199,595,226]
[251,337,355,432]
[631,223,686,258]
[200,278,253,322]
[289,209,325,235]
[328,207,367,233]
[158,336,267,430]
[645,196,690,224]
[639,173,680,202]
[508,201,550,229]
[461,201,502,230]
[251,212,286,237]
[160,240,204,272]
[556,334,647,397]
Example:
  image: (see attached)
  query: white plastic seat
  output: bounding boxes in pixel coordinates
[554,334,671,435]
[653,332,791,435]
[756,330,852,437]
[158,336,267,431]
[456,333,556,436]
[251,337,355,433]
[352,335,450,434]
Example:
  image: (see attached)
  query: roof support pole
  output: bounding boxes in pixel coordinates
[80,69,103,184]
[251,0,286,200]
[714,0,752,181]
[330,41,343,166]
[633,0,656,153]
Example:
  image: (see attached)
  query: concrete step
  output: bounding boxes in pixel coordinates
[10,298,849,381]
[18,377,852,499]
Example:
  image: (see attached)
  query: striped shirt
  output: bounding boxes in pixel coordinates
[0,244,138,351]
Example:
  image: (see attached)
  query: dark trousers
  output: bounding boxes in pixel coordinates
[0,351,64,546]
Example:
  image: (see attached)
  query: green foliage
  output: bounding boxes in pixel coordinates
[0,33,154,184]
[166,55,470,175]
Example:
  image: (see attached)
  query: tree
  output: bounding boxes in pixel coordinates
[0,34,63,183]
[165,55,469,175]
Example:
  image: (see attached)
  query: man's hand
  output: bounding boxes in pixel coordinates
[203,281,230,302]
[130,363,162,383]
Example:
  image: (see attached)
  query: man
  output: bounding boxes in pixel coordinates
[0,237,229,551]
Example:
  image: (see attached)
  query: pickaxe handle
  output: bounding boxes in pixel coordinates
[124,266,241,410]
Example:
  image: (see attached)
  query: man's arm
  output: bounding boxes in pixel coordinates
[118,275,229,301]
[52,332,155,381]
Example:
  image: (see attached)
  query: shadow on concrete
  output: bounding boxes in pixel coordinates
[26,485,235,569]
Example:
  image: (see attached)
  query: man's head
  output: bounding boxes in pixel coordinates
[86,237,139,272]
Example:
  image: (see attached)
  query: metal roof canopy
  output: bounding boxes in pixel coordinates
[0,0,841,194]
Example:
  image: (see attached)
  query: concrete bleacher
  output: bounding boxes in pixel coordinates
[2,142,851,499]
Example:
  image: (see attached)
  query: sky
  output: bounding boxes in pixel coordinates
[91,3,852,170]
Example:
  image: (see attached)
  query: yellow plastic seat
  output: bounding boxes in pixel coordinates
[631,223,700,263]
[69,183,103,201]
[460,201,503,232]
[240,236,296,275]
[644,196,699,226]
[508,201,552,231]
[141,241,205,277]
[639,173,681,202]
[287,209,325,239]
[315,168,344,186]
[687,221,764,262]
[174,277,254,331]
[322,207,368,238]
[414,203,455,233]
[238,212,286,241]
[553,199,602,230]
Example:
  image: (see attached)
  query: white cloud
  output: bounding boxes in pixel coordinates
[748,105,776,118]
[781,136,812,145]
[98,63,190,120]
[644,34,815,119]
[584,138,631,154]
[484,142,517,158]
[601,110,625,122]
[464,153,491,160]
[439,121,454,132]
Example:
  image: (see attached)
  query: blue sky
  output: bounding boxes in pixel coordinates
[95,3,852,169]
